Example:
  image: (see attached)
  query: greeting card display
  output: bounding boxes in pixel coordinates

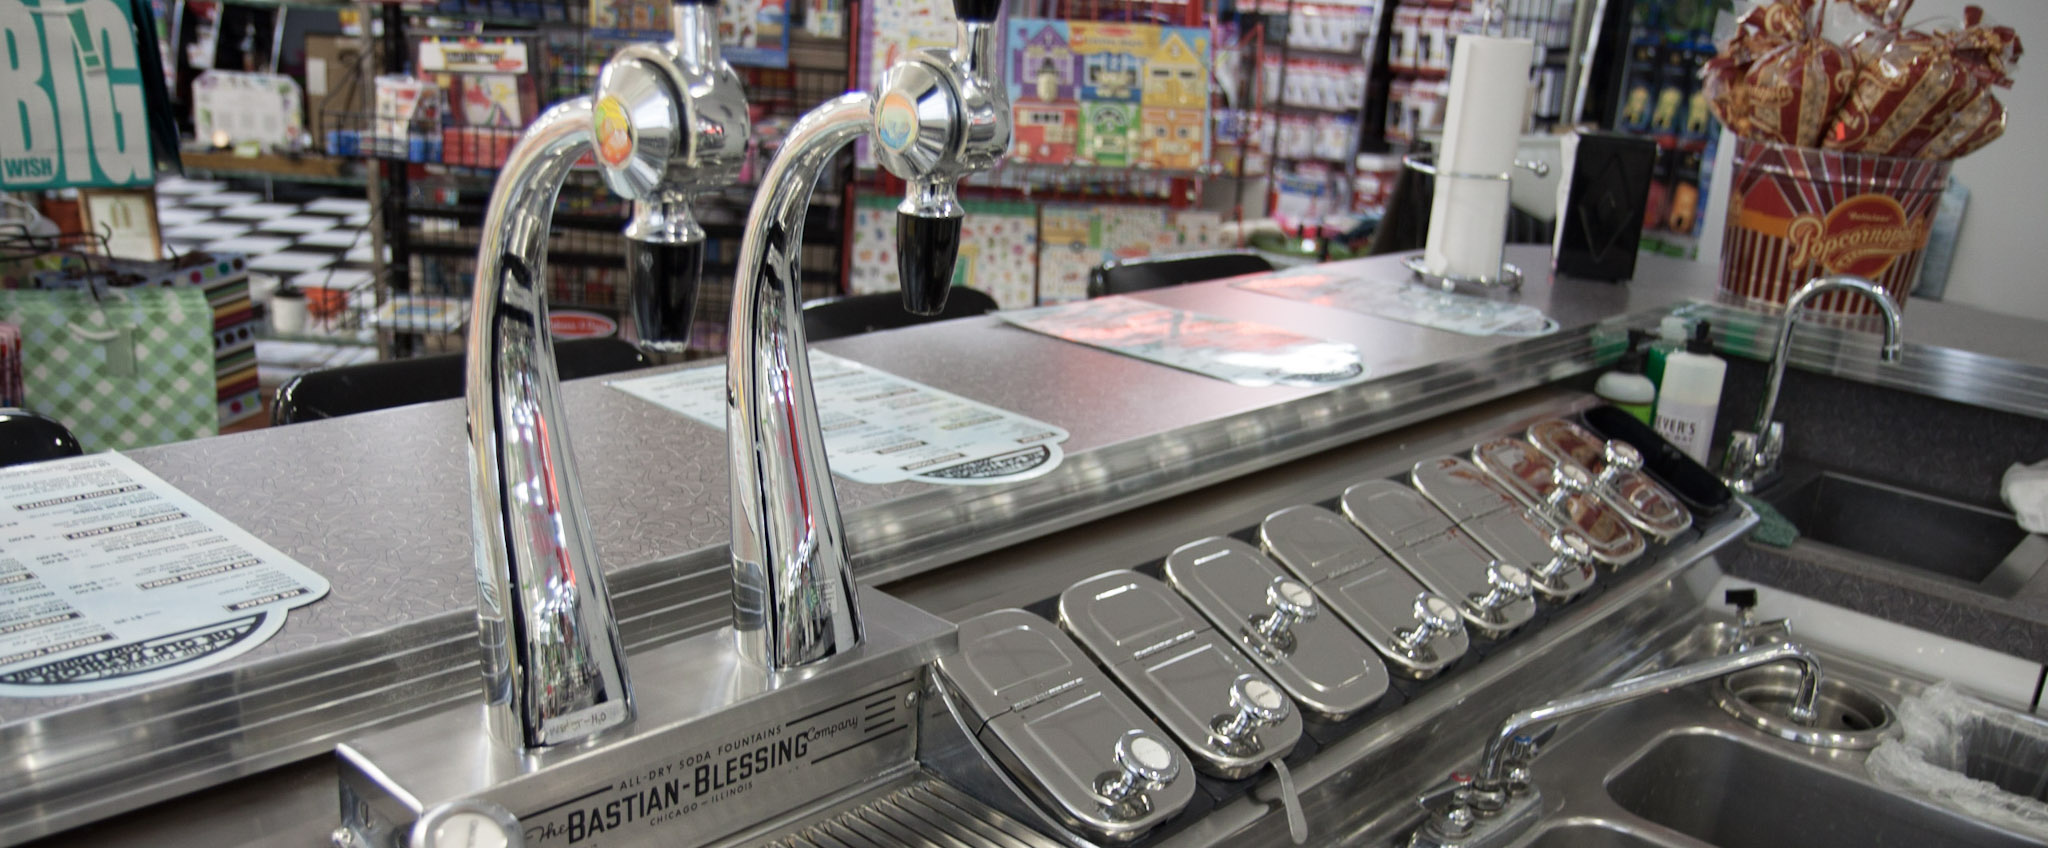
[1005,19,1210,170]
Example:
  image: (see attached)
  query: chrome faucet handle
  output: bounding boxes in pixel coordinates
[1721,421,1784,494]
[597,1,750,351]
[1395,593,1463,656]
[1595,441,1643,490]
[1098,729,1180,804]
[1409,774,1478,848]
[1532,531,1593,581]
[1542,464,1591,523]
[1467,563,1532,620]
[1253,577,1318,647]
[1213,675,1290,744]
[871,0,1011,313]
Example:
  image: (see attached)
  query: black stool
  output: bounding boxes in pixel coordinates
[273,337,652,425]
[803,287,1000,343]
[0,408,84,467]
[1087,251,1276,298]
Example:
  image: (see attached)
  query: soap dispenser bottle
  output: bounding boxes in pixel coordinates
[1596,329,1657,425]
[1645,315,1688,390]
[1653,320,1726,464]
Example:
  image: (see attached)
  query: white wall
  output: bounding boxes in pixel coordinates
[1702,0,2048,320]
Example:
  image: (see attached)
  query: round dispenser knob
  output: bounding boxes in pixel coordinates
[1394,593,1462,655]
[1543,464,1592,521]
[1099,729,1181,802]
[1214,675,1290,742]
[1467,562,1533,618]
[1255,577,1318,643]
[1533,531,1593,581]
[1596,441,1644,490]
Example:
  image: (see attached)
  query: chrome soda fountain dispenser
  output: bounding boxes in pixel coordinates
[334,0,1010,844]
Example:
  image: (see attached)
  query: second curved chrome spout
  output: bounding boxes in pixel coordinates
[1720,275,1903,493]
[727,2,1011,670]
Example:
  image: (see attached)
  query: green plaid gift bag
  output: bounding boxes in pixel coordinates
[0,287,218,450]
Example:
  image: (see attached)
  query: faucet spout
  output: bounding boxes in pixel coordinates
[1721,275,1903,492]
[464,1,750,752]
[725,0,1010,671]
[467,96,635,751]
[1473,642,1821,791]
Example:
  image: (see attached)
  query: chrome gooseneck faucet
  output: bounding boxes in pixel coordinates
[1719,275,1903,493]
[1408,642,1823,848]
[726,0,1010,670]
[464,0,747,752]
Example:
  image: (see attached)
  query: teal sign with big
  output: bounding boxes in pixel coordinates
[0,0,153,189]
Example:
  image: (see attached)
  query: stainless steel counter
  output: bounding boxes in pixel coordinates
[13,247,2048,846]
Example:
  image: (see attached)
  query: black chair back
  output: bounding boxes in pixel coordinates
[0,408,84,467]
[1087,251,1276,298]
[273,337,652,425]
[803,287,1001,343]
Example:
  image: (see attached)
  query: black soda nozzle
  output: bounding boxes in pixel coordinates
[896,210,961,316]
[628,236,705,353]
[952,0,999,23]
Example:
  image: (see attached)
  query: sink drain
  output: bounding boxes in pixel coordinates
[1713,664,1895,749]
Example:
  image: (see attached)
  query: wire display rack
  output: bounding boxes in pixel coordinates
[323,0,854,358]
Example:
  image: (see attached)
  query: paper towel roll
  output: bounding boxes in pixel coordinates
[1424,34,1534,280]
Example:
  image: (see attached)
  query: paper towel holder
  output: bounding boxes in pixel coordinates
[1402,152,1550,295]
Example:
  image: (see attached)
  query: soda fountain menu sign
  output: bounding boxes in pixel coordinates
[0,453,329,696]
[0,0,155,189]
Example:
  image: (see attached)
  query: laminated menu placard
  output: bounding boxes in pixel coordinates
[0,452,330,696]
[1233,267,1558,337]
[610,351,1069,486]
[1000,296,1370,387]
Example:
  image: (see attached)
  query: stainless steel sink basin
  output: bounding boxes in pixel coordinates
[1609,733,2035,848]
[1524,823,1673,848]
[1762,467,2043,595]
[1493,646,2047,848]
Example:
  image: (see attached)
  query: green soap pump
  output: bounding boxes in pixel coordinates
[1597,329,1658,425]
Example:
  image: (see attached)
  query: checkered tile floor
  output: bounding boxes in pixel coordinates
[156,176,385,407]
[155,176,387,309]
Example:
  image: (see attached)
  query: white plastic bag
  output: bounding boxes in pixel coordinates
[1867,682,2048,838]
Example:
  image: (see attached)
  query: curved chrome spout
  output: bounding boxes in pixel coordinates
[1473,642,1821,791]
[1721,275,1903,492]
[726,93,876,669]
[727,5,1010,670]
[463,3,749,751]
[466,96,634,751]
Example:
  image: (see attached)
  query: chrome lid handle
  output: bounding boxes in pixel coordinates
[1542,464,1591,523]
[1467,563,1532,618]
[1098,729,1181,803]
[1254,577,1318,645]
[1395,593,1463,656]
[1595,441,1643,491]
[1213,675,1290,743]
[1533,532,1592,581]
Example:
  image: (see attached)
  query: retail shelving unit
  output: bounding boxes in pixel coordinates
[321,0,853,356]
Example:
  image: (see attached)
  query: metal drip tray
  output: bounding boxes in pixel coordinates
[1712,663,1895,749]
